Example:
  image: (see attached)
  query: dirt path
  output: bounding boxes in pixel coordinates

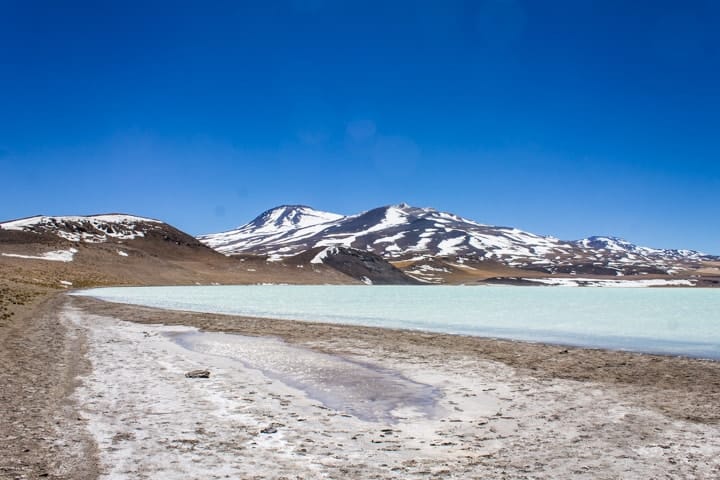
[0,290,98,480]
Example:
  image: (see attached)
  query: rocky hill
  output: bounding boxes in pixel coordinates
[290,246,421,285]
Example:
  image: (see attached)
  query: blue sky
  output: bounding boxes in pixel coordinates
[1,1,718,253]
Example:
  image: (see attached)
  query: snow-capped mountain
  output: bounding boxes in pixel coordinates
[0,213,220,265]
[576,236,704,260]
[199,204,716,279]
[200,205,343,256]
[0,214,165,243]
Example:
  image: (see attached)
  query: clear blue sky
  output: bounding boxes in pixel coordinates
[1,1,718,253]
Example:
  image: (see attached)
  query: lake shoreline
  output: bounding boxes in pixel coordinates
[72,284,720,359]
[72,295,720,424]
[63,294,720,478]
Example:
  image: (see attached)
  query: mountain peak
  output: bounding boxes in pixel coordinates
[266,204,313,211]
[384,202,434,212]
[250,205,344,230]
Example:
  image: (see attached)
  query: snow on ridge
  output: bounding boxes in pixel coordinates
[347,204,412,236]
[577,236,640,253]
[86,214,162,224]
[575,236,705,260]
[0,214,161,230]
[310,247,339,264]
[256,205,344,230]
[0,216,49,231]
[0,214,165,244]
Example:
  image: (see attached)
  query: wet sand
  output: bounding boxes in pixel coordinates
[3,292,720,478]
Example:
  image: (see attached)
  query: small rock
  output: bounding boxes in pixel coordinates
[185,369,210,378]
[260,426,278,434]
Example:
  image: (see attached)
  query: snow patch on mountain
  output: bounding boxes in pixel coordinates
[437,235,466,256]
[1,247,78,262]
[1,214,160,230]
[524,277,696,288]
[575,236,706,260]
[310,247,339,264]
[373,232,406,245]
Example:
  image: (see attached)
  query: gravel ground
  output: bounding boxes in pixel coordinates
[0,288,98,480]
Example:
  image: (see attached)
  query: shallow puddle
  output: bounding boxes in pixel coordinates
[171,331,441,423]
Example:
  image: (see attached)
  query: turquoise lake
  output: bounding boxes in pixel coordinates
[74,285,720,359]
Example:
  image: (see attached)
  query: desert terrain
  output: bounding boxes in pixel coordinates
[1,215,719,479]
[2,279,720,478]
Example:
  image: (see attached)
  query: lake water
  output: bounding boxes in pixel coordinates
[74,285,720,359]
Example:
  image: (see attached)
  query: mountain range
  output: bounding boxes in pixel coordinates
[199,204,718,284]
[1,205,718,287]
